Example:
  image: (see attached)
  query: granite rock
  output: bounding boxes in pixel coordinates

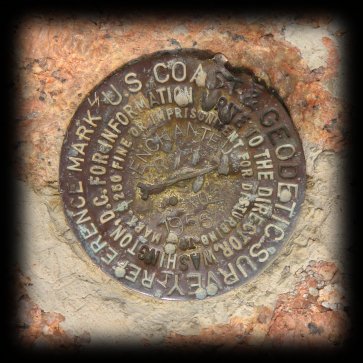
[13,13,350,349]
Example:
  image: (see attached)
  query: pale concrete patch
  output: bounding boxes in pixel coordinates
[15,138,347,345]
[284,24,332,70]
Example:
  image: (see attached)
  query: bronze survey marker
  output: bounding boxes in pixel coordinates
[59,49,306,300]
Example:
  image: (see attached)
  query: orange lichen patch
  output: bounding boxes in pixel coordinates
[313,261,338,281]
[13,15,345,189]
[267,261,349,347]
[268,309,347,347]
[19,305,67,346]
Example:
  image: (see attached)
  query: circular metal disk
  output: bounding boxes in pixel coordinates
[59,49,306,301]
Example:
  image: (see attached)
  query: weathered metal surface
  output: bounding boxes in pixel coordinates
[59,49,306,300]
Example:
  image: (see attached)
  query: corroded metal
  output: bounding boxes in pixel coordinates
[59,49,306,300]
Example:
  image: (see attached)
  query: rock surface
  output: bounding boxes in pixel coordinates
[12,13,350,349]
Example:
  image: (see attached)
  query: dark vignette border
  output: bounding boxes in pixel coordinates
[3,0,360,360]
